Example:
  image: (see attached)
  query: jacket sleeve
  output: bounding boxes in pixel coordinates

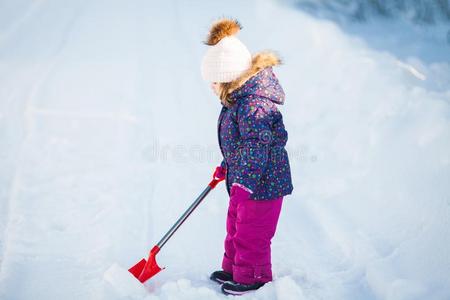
[220,159,227,169]
[233,101,271,193]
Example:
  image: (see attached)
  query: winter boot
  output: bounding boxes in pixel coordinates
[221,281,265,295]
[210,270,233,284]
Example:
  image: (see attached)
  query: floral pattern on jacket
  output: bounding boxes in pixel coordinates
[218,66,293,200]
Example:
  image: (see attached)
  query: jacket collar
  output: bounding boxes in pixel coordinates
[222,51,282,98]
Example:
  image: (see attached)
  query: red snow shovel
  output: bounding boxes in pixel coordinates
[128,172,225,283]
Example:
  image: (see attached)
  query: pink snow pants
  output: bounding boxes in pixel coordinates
[221,186,283,284]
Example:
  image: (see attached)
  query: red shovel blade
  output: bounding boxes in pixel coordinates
[128,258,147,278]
[128,245,163,283]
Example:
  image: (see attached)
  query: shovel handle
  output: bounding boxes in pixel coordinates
[208,177,225,188]
[156,171,225,249]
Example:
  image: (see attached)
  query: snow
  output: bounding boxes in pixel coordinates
[1,0,449,299]
[104,264,148,298]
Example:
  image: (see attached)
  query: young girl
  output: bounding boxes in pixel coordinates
[201,18,293,295]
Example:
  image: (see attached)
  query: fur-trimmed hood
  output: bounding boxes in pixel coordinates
[223,51,285,105]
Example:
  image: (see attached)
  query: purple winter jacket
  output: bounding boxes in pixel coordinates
[218,65,293,200]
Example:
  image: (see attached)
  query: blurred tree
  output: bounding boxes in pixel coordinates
[286,0,450,24]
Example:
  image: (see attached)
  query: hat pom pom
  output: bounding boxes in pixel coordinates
[204,18,242,46]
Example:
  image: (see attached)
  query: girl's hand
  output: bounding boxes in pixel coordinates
[213,166,227,180]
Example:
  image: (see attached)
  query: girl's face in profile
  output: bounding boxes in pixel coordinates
[211,82,220,96]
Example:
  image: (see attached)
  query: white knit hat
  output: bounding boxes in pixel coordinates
[201,19,252,83]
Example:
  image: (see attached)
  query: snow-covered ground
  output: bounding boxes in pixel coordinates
[0,0,449,299]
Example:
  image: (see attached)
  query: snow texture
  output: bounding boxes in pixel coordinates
[0,0,449,299]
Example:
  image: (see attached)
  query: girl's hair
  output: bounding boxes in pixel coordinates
[218,82,235,108]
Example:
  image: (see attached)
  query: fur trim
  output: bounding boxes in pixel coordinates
[204,18,242,46]
[220,51,282,100]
